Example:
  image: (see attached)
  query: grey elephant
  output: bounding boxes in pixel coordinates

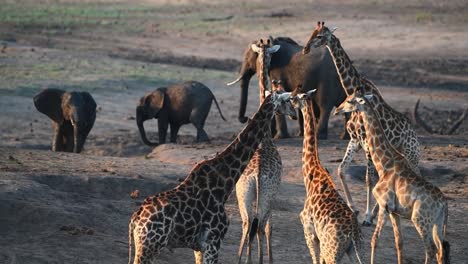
[228,36,348,139]
[136,81,226,146]
[34,88,97,153]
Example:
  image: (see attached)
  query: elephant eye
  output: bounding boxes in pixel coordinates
[317,35,322,39]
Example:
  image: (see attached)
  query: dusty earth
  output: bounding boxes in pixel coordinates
[0,0,467,263]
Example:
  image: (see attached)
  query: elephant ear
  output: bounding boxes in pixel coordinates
[33,88,65,124]
[146,89,165,115]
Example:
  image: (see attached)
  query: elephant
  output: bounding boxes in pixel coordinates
[33,88,97,153]
[136,81,226,146]
[228,36,349,139]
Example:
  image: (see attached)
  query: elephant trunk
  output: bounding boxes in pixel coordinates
[136,107,159,146]
[238,69,255,124]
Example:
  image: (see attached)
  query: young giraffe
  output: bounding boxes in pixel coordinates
[303,21,421,225]
[289,87,363,264]
[337,88,450,264]
[236,38,282,264]
[127,92,292,264]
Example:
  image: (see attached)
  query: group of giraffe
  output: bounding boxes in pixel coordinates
[127,21,450,264]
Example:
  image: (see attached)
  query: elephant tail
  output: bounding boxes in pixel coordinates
[212,94,227,121]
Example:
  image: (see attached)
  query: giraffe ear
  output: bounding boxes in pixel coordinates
[267,45,280,54]
[306,89,317,97]
[278,92,291,101]
[250,44,261,53]
[265,90,272,97]
[330,27,338,33]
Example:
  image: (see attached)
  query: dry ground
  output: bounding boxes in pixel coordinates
[0,0,467,263]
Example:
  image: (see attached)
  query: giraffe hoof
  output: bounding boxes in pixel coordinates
[362,220,373,226]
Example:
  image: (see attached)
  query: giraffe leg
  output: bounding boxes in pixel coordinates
[194,250,203,264]
[389,213,403,264]
[237,220,250,264]
[370,208,387,264]
[363,150,377,226]
[265,219,273,264]
[300,212,320,264]
[236,175,255,264]
[432,206,449,264]
[337,138,360,214]
[412,204,436,264]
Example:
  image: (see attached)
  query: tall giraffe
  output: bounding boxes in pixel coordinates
[128,92,292,264]
[235,38,281,264]
[303,21,421,225]
[290,87,363,264]
[338,89,449,264]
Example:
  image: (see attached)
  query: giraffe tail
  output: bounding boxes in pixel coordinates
[351,235,364,264]
[442,241,450,264]
[248,218,259,245]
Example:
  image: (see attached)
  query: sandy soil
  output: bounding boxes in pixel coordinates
[0,0,467,263]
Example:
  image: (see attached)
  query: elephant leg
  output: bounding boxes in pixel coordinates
[52,123,64,151]
[273,113,289,139]
[170,123,180,143]
[316,105,331,140]
[158,118,168,144]
[190,107,210,142]
[340,112,351,140]
[194,124,209,142]
[62,121,74,152]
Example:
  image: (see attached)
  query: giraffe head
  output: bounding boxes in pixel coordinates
[250,38,280,73]
[289,85,317,110]
[265,90,296,117]
[334,83,383,115]
[303,21,337,54]
[335,87,374,115]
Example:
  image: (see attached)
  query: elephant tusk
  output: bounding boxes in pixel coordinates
[226,76,242,86]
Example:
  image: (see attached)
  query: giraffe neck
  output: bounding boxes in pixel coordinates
[300,100,323,177]
[258,51,271,103]
[360,103,402,173]
[326,35,363,94]
[185,96,275,203]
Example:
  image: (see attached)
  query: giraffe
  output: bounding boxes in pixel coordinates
[303,21,421,225]
[127,92,293,264]
[290,87,363,264]
[337,88,450,264]
[235,38,282,264]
